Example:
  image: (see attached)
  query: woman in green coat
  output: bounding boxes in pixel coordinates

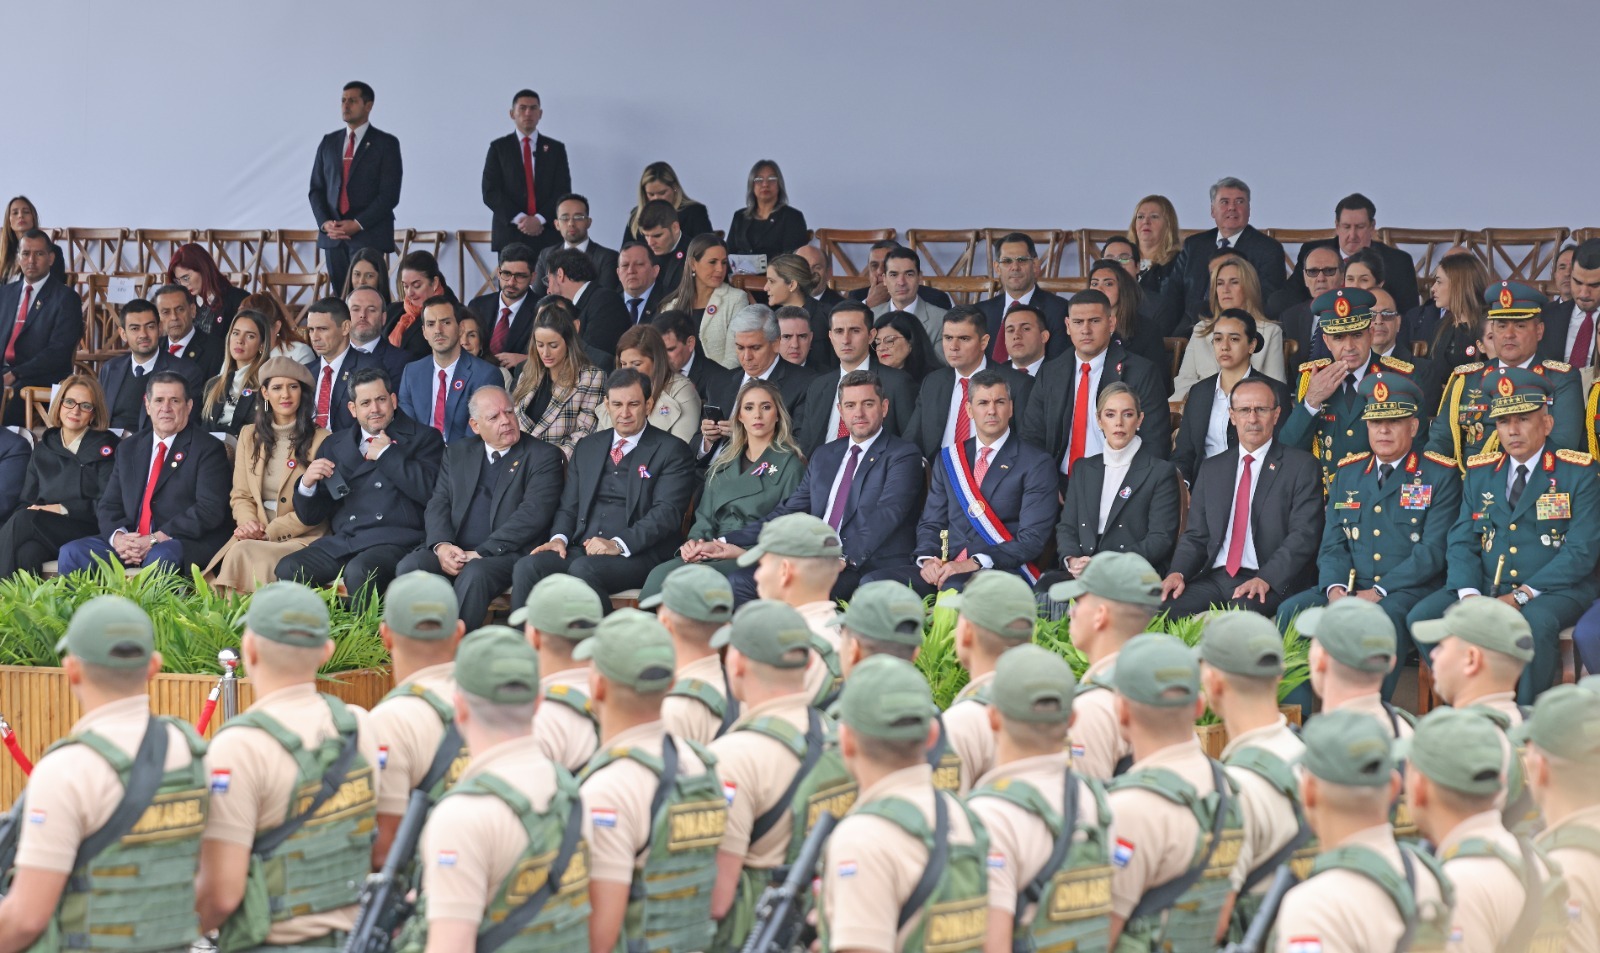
[641,378,804,598]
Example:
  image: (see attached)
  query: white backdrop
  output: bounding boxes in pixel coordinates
[4,0,1597,256]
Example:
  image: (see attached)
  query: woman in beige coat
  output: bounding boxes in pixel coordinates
[595,325,702,445]
[663,234,751,368]
[205,357,331,592]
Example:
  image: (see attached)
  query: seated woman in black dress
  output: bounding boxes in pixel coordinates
[871,310,941,384]
[0,375,120,576]
[725,160,809,261]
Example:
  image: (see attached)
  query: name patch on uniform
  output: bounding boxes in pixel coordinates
[805,782,859,832]
[1203,830,1244,877]
[507,842,591,901]
[931,753,962,793]
[1045,865,1113,922]
[666,799,727,851]
[209,770,231,794]
[924,896,988,952]
[296,766,376,824]
[1536,493,1571,520]
[1112,838,1135,867]
[127,790,207,842]
[1400,484,1433,509]
[591,808,617,828]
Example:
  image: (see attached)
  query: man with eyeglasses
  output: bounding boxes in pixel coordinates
[1276,244,1342,362]
[481,88,571,254]
[468,242,540,368]
[977,232,1068,363]
[530,193,619,297]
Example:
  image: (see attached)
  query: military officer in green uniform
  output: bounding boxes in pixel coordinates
[1426,279,1583,467]
[1407,366,1600,702]
[1277,372,1462,703]
[1282,287,1421,491]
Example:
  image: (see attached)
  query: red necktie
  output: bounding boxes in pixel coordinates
[315,365,333,429]
[138,440,167,536]
[1225,454,1255,575]
[433,369,448,433]
[1571,310,1595,367]
[522,136,537,218]
[6,283,30,363]
[1067,363,1091,473]
[835,413,848,440]
[954,377,972,444]
[490,306,511,355]
[974,445,992,484]
[339,130,355,216]
[168,342,183,356]
[992,304,1013,362]
[610,438,626,465]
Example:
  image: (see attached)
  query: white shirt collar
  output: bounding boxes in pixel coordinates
[1076,349,1108,373]
[171,327,196,350]
[1006,287,1036,308]
[152,432,174,453]
[609,429,644,456]
[955,357,988,381]
[1509,444,1546,471]
[571,281,590,306]
[320,346,350,374]
[565,238,591,254]
[847,428,883,453]
[889,293,919,312]
[1239,438,1273,462]
[485,441,512,463]
[975,428,1010,454]
[499,292,528,314]
[746,357,780,382]
[1017,356,1045,377]
[131,352,158,372]
[515,128,537,144]
[346,122,370,148]
[432,354,461,376]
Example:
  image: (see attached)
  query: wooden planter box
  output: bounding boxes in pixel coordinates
[0,665,391,808]
[1194,704,1304,761]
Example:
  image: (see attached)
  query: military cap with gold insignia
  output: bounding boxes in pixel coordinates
[1312,287,1376,335]
[1486,365,1552,417]
[1357,371,1423,420]
[1484,279,1548,320]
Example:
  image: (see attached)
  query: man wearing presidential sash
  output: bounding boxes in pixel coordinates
[863,369,1058,594]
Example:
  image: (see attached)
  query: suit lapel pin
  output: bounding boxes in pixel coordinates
[638,465,652,479]
[286,459,296,469]
[173,451,184,462]
[1119,486,1132,499]
[1268,462,1276,470]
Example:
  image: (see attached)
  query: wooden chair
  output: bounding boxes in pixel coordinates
[261,273,325,326]
[19,387,53,432]
[829,274,869,295]
[135,229,200,275]
[77,273,159,371]
[274,229,323,280]
[1265,228,1336,273]
[981,229,1066,278]
[731,274,766,294]
[205,230,270,287]
[456,230,497,300]
[1474,227,1571,281]
[1163,337,1187,379]
[1571,227,1599,246]
[1037,277,1087,296]
[814,228,896,276]
[922,276,996,306]
[1411,340,1429,359]
[1378,228,1469,282]
[403,230,449,263]
[1169,399,1184,451]
[61,228,133,277]
[1076,228,1129,275]
[903,229,980,278]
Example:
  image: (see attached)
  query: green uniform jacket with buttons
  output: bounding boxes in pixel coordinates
[1425,359,1584,467]
[1282,354,1423,490]
[1318,449,1462,594]
[1445,447,1600,594]
[686,445,805,541]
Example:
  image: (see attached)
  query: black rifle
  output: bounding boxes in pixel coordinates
[739,811,839,953]
[345,788,431,953]
[1221,864,1298,953]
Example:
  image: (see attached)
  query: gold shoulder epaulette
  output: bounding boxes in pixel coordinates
[1542,359,1573,373]
[1338,451,1371,467]
[1298,358,1332,374]
[1467,451,1503,469]
[1423,451,1457,468]
[1557,448,1593,466]
[1379,355,1415,374]
[1453,362,1485,375]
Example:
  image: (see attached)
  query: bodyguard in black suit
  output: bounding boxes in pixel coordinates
[396,387,566,628]
[531,194,621,297]
[510,369,696,609]
[1171,368,1291,486]
[905,305,1033,459]
[792,301,916,453]
[546,248,631,353]
[277,367,445,598]
[481,90,571,254]
[0,230,83,422]
[977,233,1069,362]
[309,82,403,293]
[154,284,225,382]
[303,298,375,432]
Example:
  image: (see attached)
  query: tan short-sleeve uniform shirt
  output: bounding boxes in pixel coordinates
[1221,717,1306,893]
[661,652,727,747]
[1440,809,1546,953]
[1539,805,1600,953]
[706,692,813,867]
[532,666,598,774]
[1070,654,1132,782]
[942,671,997,796]
[579,720,711,885]
[1272,824,1449,953]
[368,662,456,816]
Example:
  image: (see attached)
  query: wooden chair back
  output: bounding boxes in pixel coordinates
[77,273,160,370]
[814,228,896,276]
[261,273,325,326]
[922,276,996,306]
[1163,337,1187,379]
[1265,228,1336,273]
[903,229,980,278]
[1378,228,1469,281]
[1571,227,1599,246]
[828,275,869,295]
[274,229,323,280]
[20,387,53,432]
[1076,228,1130,275]
[61,228,133,277]
[205,230,270,287]
[1474,227,1571,280]
[1037,277,1087,296]
[135,229,200,275]
[982,229,1066,277]
[456,229,497,300]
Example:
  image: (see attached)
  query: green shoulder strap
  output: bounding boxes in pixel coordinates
[465,772,586,953]
[68,718,173,876]
[229,695,361,860]
[1225,746,1315,891]
[749,709,824,845]
[1542,822,1600,857]
[1116,759,1235,924]
[383,681,455,722]
[543,683,598,725]
[669,677,726,719]
[859,793,950,931]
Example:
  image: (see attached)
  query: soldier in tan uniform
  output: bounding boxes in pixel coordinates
[1521,684,1600,953]
[1270,710,1453,953]
[1047,552,1163,781]
[196,581,383,951]
[368,571,466,867]
[738,513,847,703]
[939,571,1038,795]
[407,627,591,953]
[0,596,207,953]
[818,655,990,953]
[642,563,737,745]
[966,643,1116,953]
[510,573,604,773]
[833,579,927,672]
[1300,597,1414,739]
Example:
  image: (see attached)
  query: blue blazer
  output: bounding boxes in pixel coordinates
[726,431,924,574]
[398,351,503,443]
[918,435,1058,572]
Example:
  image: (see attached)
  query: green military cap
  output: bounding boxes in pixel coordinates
[56,595,155,669]
[1296,598,1396,673]
[382,571,460,641]
[1047,552,1163,608]
[831,581,926,646]
[1112,632,1200,708]
[1411,596,1534,663]
[1396,707,1505,797]
[246,581,331,647]
[1514,684,1600,761]
[735,513,844,567]
[1485,365,1552,418]
[1357,372,1423,420]
[1312,287,1376,335]
[837,655,937,741]
[1485,279,1548,320]
[945,571,1037,641]
[710,600,812,669]
[455,626,540,704]
[638,564,734,624]
[992,644,1075,723]
[1197,611,1284,678]
[508,574,604,638]
[1300,708,1397,787]
[573,608,676,692]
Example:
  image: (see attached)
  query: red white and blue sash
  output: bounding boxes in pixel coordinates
[941,443,1041,584]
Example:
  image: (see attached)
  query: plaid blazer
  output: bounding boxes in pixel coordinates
[517,364,605,458]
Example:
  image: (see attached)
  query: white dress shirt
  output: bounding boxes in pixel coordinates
[918,429,1010,569]
[1204,377,1233,458]
[345,122,369,155]
[824,359,871,440]
[743,357,779,387]
[168,327,196,355]
[1058,350,1108,475]
[1564,305,1596,363]
[1212,438,1273,572]
[1097,436,1142,534]
[825,429,882,529]
[1017,356,1045,378]
[318,346,351,382]
[940,359,990,448]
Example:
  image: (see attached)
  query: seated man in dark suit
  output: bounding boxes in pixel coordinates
[0,229,82,424]
[850,240,954,310]
[699,305,816,457]
[346,287,412,382]
[309,81,401,292]
[1273,242,1342,357]
[1275,193,1420,318]
[864,369,1057,594]
[776,306,821,370]
[153,283,224,381]
[467,242,539,371]
[397,295,504,443]
[1538,237,1600,364]
[653,309,716,402]
[977,232,1069,362]
[794,300,916,453]
[97,298,205,433]
[510,368,697,608]
[707,369,924,603]
[276,367,445,599]
[870,247,950,358]
[532,194,620,297]
[796,244,846,312]
[57,372,230,575]
[396,386,565,628]
[637,200,692,298]
[303,297,373,432]
[545,247,629,353]
[617,241,664,328]
[481,88,569,256]
[999,302,1051,378]
[1161,177,1287,337]
[905,305,1033,460]
[1160,377,1324,617]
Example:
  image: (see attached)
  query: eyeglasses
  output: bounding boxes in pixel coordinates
[752,176,780,185]
[1371,309,1400,319]
[61,398,95,412]
[996,256,1036,266]
[497,270,532,281]
[1304,267,1340,278]
[1229,405,1277,416]
[555,214,589,223]
[1104,254,1134,263]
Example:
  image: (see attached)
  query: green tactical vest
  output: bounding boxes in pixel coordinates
[1289,842,1455,953]
[1443,835,1571,953]
[809,634,844,710]
[929,714,966,794]
[396,768,591,953]
[1223,745,1319,936]
[968,769,1115,953]
[1110,760,1245,953]
[1385,703,1421,840]
[582,735,726,953]
[216,694,377,953]
[1474,705,1542,837]
[667,673,738,740]
[379,681,471,801]
[17,718,210,953]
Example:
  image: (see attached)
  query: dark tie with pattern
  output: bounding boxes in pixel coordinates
[1509,464,1528,508]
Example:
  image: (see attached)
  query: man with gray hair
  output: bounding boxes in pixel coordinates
[1163,176,1287,336]
[345,285,411,380]
[395,385,566,627]
[699,303,816,455]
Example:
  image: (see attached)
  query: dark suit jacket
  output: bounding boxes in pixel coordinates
[977,288,1070,361]
[468,293,535,358]
[683,354,719,405]
[793,361,917,455]
[1538,299,1590,363]
[573,284,631,352]
[1170,226,1287,335]
[918,435,1058,571]
[1282,239,1420,316]
[621,202,714,247]
[16,427,119,519]
[584,343,615,376]
[309,126,402,252]
[98,352,207,432]
[651,233,693,299]
[1056,444,1182,573]
[398,351,505,443]
[160,330,225,382]
[303,348,375,432]
[0,275,83,387]
[481,132,571,252]
[704,360,817,426]
[0,427,30,515]
[294,410,445,559]
[623,285,664,327]
[1017,345,1168,470]
[850,285,954,310]
[553,426,696,561]
[95,424,231,567]
[534,242,621,298]
[905,361,1034,460]
[351,337,412,383]
[1167,441,1323,594]
[1171,369,1292,485]
[725,431,924,574]
[422,435,565,557]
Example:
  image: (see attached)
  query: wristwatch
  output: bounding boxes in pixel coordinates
[1512,588,1531,606]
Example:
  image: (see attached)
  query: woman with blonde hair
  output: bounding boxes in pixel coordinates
[199,310,271,437]
[1171,253,1285,399]
[0,195,66,285]
[1127,194,1182,301]
[238,291,314,363]
[595,325,701,444]
[621,161,713,245]
[663,234,750,367]
[511,301,604,457]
